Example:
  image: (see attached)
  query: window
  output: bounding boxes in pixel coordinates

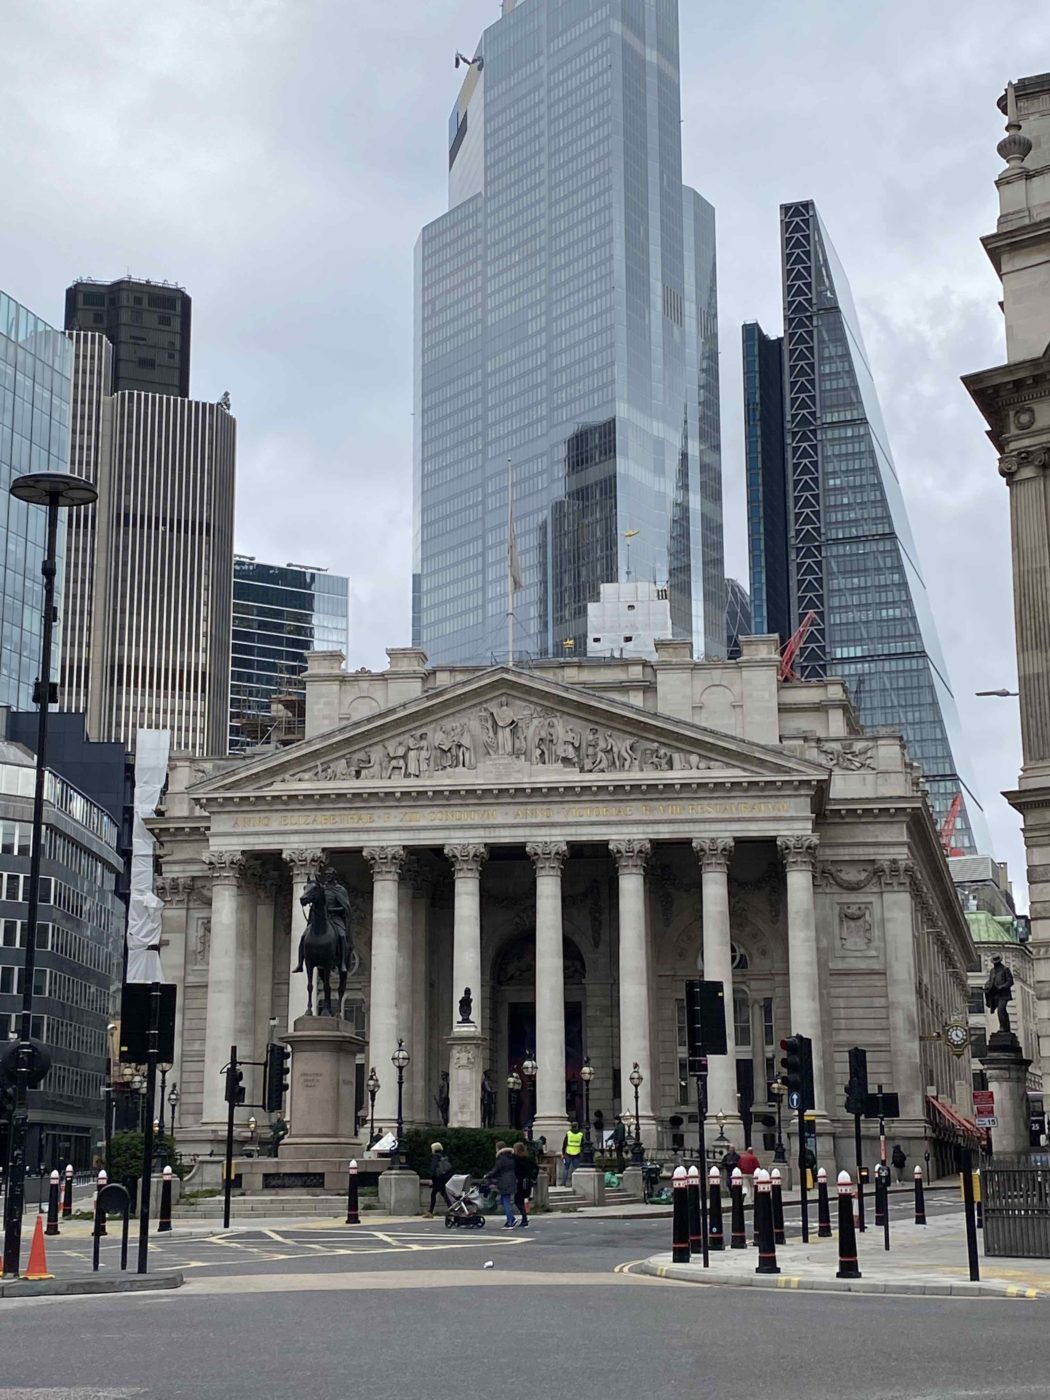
[157,314,172,326]
[675,999,689,1105]
[734,988,751,1047]
[92,313,104,325]
[968,987,986,1015]
[132,295,143,306]
[137,357,156,369]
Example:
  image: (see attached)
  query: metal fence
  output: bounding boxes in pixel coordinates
[983,1159,1050,1258]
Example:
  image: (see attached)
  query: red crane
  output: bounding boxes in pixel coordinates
[940,793,964,857]
[779,611,818,683]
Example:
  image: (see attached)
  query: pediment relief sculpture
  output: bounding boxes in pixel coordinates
[813,739,875,771]
[283,696,717,784]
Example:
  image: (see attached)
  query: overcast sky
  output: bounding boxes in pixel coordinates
[3,0,1044,903]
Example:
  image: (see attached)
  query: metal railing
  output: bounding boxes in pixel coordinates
[983,1159,1050,1258]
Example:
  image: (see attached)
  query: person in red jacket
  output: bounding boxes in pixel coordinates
[737,1145,761,1200]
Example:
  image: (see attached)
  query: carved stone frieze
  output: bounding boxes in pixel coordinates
[838,903,876,955]
[817,858,914,892]
[814,739,875,771]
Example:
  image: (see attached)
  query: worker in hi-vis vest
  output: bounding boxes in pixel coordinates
[561,1123,584,1185]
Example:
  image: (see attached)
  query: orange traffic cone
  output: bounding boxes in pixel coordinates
[25,1214,54,1280]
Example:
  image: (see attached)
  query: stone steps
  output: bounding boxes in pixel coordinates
[175,1193,355,1219]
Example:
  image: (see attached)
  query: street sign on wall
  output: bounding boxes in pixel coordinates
[973,1090,995,1114]
[975,1115,998,1128]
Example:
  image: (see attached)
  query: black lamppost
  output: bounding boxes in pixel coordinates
[506,1071,522,1130]
[629,1063,644,1164]
[157,1065,172,1140]
[391,1041,410,1171]
[580,1057,595,1166]
[715,1112,728,1148]
[521,1053,537,1143]
[770,1078,787,1164]
[366,1067,380,1148]
[1,471,98,1279]
[167,1084,179,1135]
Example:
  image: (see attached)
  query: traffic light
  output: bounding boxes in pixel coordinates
[224,1060,245,1107]
[684,979,727,1072]
[265,1043,291,1113]
[779,1033,815,1111]
[845,1045,868,1117]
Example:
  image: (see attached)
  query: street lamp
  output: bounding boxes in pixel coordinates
[167,1084,179,1127]
[1,471,98,1279]
[506,1071,522,1130]
[391,1041,410,1171]
[629,1063,644,1164]
[715,1111,728,1147]
[580,1056,595,1166]
[157,1064,173,1139]
[521,1053,537,1143]
[366,1067,380,1148]
[247,1115,257,1153]
[975,689,1018,697]
[769,1078,788,1164]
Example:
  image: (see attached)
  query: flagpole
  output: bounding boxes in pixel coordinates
[507,458,514,668]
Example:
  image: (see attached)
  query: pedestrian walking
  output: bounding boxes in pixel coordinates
[426,1141,454,1216]
[483,1141,519,1227]
[737,1144,760,1201]
[612,1115,628,1173]
[560,1122,584,1184]
[891,1143,907,1186]
[720,1143,741,1175]
[513,1141,538,1228]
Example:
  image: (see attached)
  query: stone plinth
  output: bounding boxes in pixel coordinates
[447,1025,485,1128]
[570,1166,606,1206]
[983,1032,1033,1158]
[283,1016,366,1159]
[379,1168,421,1215]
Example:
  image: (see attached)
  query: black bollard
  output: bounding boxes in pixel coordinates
[754,1170,780,1275]
[913,1165,926,1226]
[708,1168,724,1251]
[94,1169,108,1237]
[346,1158,360,1226]
[158,1166,173,1233]
[836,1171,861,1279]
[771,1167,786,1246]
[62,1164,74,1219]
[874,1170,886,1229]
[816,1168,832,1239]
[687,1165,703,1256]
[975,1172,983,1230]
[672,1166,691,1263]
[45,1170,61,1236]
[729,1168,747,1249]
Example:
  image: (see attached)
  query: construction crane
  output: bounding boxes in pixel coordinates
[778,611,818,683]
[940,793,965,857]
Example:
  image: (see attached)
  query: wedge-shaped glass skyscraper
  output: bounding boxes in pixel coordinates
[744,201,987,853]
[413,0,725,665]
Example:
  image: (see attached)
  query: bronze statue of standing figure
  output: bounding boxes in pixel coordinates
[984,953,1015,1036]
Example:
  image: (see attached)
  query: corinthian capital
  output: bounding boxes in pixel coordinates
[609,839,651,874]
[777,834,819,871]
[364,846,406,879]
[527,840,568,875]
[203,850,247,886]
[444,843,488,877]
[693,837,734,872]
[282,848,326,880]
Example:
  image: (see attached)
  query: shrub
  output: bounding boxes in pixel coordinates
[402,1127,527,1181]
[107,1131,187,1181]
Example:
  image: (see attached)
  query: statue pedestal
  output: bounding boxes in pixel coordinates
[570,1167,606,1206]
[378,1167,421,1216]
[283,1016,366,1159]
[982,1032,1033,1158]
[447,1025,485,1128]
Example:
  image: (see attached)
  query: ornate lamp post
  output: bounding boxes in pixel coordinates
[391,1041,410,1171]
[366,1067,380,1148]
[157,1065,172,1140]
[770,1078,788,1164]
[506,1071,522,1130]
[715,1111,728,1148]
[1,472,97,1280]
[580,1056,595,1166]
[629,1063,644,1164]
[521,1053,537,1143]
[167,1083,179,1133]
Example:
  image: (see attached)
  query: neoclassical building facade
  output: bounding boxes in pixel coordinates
[152,636,978,1174]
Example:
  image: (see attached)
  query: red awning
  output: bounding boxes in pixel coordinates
[926,1095,984,1146]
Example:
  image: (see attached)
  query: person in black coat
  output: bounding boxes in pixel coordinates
[427,1142,453,1215]
[483,1142,519,1227]
[512,1141,539,1229]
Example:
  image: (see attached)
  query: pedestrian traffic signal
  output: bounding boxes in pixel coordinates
[684,979,727,1071]
[265,1043,291,1112]
[845,1045,868,1117]
[224,1061,245,1106]
[779,1034,815,1111]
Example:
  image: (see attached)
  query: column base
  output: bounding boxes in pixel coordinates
[379,1168,421,1216]
[446,1026,486,1128]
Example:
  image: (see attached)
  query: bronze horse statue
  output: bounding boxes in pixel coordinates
[296,873,352,1016]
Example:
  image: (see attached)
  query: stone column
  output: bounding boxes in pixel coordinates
[444,844,488,1128]
[777,835,826,1114]
[1000,449,1050,767]
[282,848,325,1028]
[409,865,432,1124]
[397,874,416,1122]
[610,840,654,1141]
[252,871,279,1064]
[693,838,741,1135]
[527,841,570,1144]
[750,998,768,1110]
[364,846,405,1131]
[201,851,246,1127]
[881,864,924,1122]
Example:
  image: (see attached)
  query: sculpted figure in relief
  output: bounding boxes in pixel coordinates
[491,700,517,757]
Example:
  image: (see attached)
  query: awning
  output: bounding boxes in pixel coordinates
[926,1095,985,1146]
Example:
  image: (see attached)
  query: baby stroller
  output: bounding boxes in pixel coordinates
[444,1173,488,1229]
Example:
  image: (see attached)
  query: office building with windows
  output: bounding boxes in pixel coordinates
[64,277,191,398]
[725,578,752,660]
[742,201,987,853]
[0,291,73,709]
[413,0,725,666]
[230,558,350,752]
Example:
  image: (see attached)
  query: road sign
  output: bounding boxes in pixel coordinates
[788,1090,801,1110]
[973,1090,995,1113]
[975,1115,998,1128]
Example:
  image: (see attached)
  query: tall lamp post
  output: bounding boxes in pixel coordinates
[521,1053,537,1144]
[157,1065,172,1140]
[629,1063,644,1164]
[507,1071,522,1130]
[366,1067,380,1148]
[1,472,97,1279]
[391,1041,410,1171]
[770,1078,787,1164]
[580,1056,595,1165]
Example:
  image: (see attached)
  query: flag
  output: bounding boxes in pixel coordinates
[508,513,523,594]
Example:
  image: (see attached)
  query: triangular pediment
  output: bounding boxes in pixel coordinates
[194,667,827,800]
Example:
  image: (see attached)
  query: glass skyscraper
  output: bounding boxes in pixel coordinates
[230,559,350,752]
[0,291,72,708]
[743,201,988,854]
[413,0,725,666]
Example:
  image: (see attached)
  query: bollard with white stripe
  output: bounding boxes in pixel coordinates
[836,1170,861,1279]
[346,1158,360,1226]
[672,1165,691,1263]
[94,1169,108,1238]
[816,1166,832,1238]
[770,1166,786,1246]
[754,1168,779,1275]
[686,1165,703,1256]
[45,1169,61,1236]
[708,1167,724,1251]
[914,1164,926,1226]
[158,1165,174,1233]
[729,1166,747,1249]
[62,1163,74,1219]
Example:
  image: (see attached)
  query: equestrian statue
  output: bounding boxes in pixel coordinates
[293,867,353,1016]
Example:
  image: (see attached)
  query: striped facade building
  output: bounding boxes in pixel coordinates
[59,331,236,755]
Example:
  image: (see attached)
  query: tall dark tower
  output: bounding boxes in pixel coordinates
[64,276,191,397]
